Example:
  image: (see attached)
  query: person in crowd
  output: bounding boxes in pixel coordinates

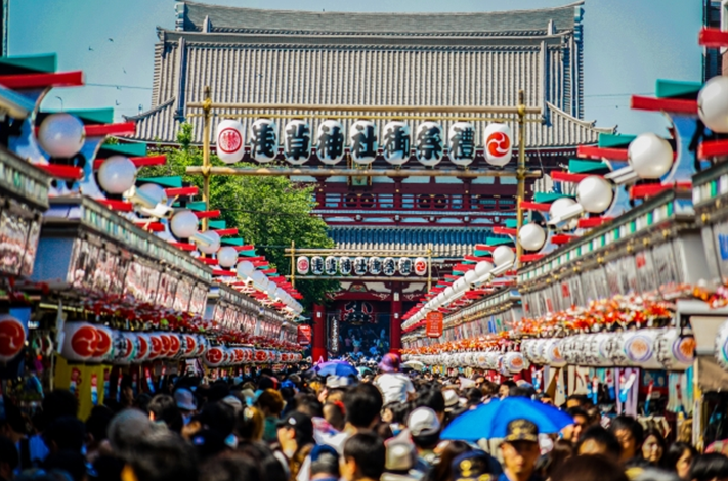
[237,405,265,442]
[640,428,666,467]
[423,440,472,481]
[108,409,159,460]
[451,450,501,481]
[576,426,621,463]
[199,452,260,481]
[276,411,315,480]
[308,444,339,481]
[374,353,416,405]
[662,442,697,480]
[499,420,542,481]
[688,453,728,481]
[540,440,573,480]
[381,440,419,481]
[147,394,183,433]
[322,402,345,433]
[340,432,385,481]
[564,395,587,409]
[499,381,516,399]
[121,429,198,481]
[44,450,87,481]
[257,389,286,443]
[0,436,18,481]
[550,454,629,481]
[85,405,114,464]
[563,407,589,446]
[43,417,85,455]
[408,407,441,477]
[610,416,645,465]
[415,390,446,425]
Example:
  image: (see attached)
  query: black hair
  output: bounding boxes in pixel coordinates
[343,383,383,429]
[311,452,340,478]
[258,376,276,391]
[577,426,621,459]
[323,402,345,431]
[551,454,629,481]
[343,432,386,480]
[238,441,287,481]
[39,390,79,430]
[689,453,728,481]
[641,428,667,464]
[43,416,86,453]
[126,429,199,481]
[609,416,645,446]
[0,435,18,471]
[567,406,589,420]
[86,406,114,444]
[412,432,440,450]
[199,401,235,438]
[465,388,483,404]
[508,386,533,398]
[295,394,324,418]
[147,394,183,433]
[415,389,445,414]
[566,394,588,404]
[501,380,517,389]
[44,449,87,481]
[200,453,259,481]
[390,401,412,425]
[91,455,125,481]
[135,393,153,413]
[662,442,697,473]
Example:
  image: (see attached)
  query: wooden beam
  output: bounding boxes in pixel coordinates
[186,166,542,179]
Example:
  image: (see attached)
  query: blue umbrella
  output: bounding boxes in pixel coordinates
[441,397,573,441]
[313,360,358,377]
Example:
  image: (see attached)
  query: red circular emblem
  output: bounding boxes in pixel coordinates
[168,335,181,357]
[71,325,99,358]
[206,347,223,365]
[486,132,511,158]
[218,128,243,154]
[160,334,171,356]
[149,335,163,359]
[184,335,197,355]
[137,335,149,358]
[0,317,25,360]
[94,329,113,357]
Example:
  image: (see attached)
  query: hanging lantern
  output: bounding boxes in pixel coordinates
[325,256,338,275]
[382,257,396,276]
[159,334,172,359]
[475,260,494,278]
[368,257,382,275]
[338,256,352,275]
[415,122,443,167]
[89,325,114,363]
[148,333,163,360]
[414,257,428,276]
[316,120,345,165]
[216,120,245,164]
[37,113,85,158]
[483,123,513,167]
[656,329,694,370]
[577,176,613,214]
[698,76,728,133]
[170,210,199,239]
[310,256,325,275]
[543,339,566,367]
[448,122,476,167]
[296,256,310,275]
[549,198,578,230]
[349,120,378,165]
[382,121,411,165]
[217,246,238,268]
[237,260,254,279]
[398,257,413,276]
[249,119,277,163]
[353,257,368,275]
[197,335,209,357]
[61,322,99,362]
[493,246,515,267]
[113,331,135,365]
[204,346,226,367]
[518,223,546,252]
[628,133,673,179]
[97,156,137,194]
[283,120,311,165]
[198,231,221,255]
[0,314,26,363]
[183,334,198,358]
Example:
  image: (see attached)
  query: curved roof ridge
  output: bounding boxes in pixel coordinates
[123,97,175,121]
[546,102,616,133]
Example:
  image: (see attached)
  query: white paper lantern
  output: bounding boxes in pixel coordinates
[414,257,427,276]
[699,76,728,133]
[493,245,515,267]
[656,329,694,370]
[349,120,378,165]
[353,256,368,275]
[338,256,352,275]
[37,113,85,158]
[544,339,566,367]
[237,260,255,278]
[296,256,310,275]
[204,346,226,367]
[415,122,444,167]
[577,176,613,214]
[216,120,245,164]
[475,261,494,278]
[382,121,411,165]
[504,352,528,374]
[325,256,338,275]
[398,257,413,276]
[316,120,345,165]
[448,122,476,167]
[112,331,135,365]
[624,330,661,369]
[170,210,199,239]
[283,120,311,165]
[98,156,137,194]
[483,123,513,167]
[249,119,278,163]
[217,246,238,268]
[0,314,27,362]
[136,183,168,206]
[629,133,673,179]
[61,322,99,362]
[310,256,324,275]
[198,230,221,255]
[464,269,478,285]
[518,223,546,252]
[89,325,114,363]
[549,198,578,230]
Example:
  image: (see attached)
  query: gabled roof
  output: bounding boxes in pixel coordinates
[178,1,583,37]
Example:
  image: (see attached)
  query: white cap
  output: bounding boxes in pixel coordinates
[408,406,440,437]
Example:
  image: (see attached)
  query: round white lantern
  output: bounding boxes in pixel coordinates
[170,210,199,239]
[504,352,528,374]
[61,322,99,362]
[475,260,494,278]
[136,183,168,206]
[577,176,613,214]
[249,119,278,163]
[349,120,378,165]
[216,120,245,164]
[624,330,660,369]
[544,339,566,367]
[493,245,515,267]
[198,230,221,255]
[698,76,728,133]
[296,256,310,275]
[237,260,255,278]
[382,121,411,166]
[549,198,578,230]
[483,123,513,167]
[204,346,226,367]
[0,314,27,362]
[518,223,546,252]
[464,269,478,285]
[283,120,311,165]
[316,120,345,165]
[448,122,476,167]
[217,246,238,268]
[98,156,137,194]
[656,329,694,370]
[414,257,428,276]
[628,133,673,179]
[37,113,85,158]
[415,122,444,167]
[338,256,352,275]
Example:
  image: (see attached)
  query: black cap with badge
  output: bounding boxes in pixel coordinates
[503,419,540,443]
[276,411,314,438]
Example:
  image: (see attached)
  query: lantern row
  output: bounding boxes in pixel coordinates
[217,119,514,167]
[296,255,428,276]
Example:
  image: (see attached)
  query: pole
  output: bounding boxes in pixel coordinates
[516,89,526,268]
[290,240,296,289]
[427,244,432,291]
[390,281,402,354]
[202,86,212,232]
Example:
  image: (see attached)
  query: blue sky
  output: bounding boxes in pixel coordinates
[11,0,702,136]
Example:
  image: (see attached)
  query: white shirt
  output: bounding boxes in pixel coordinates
[374,373,415,404]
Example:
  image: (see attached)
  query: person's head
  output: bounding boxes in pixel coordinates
[199,401,235,438]
[121,429,198,481]
[44,449,88,481]
[610,416,644,463]
[550,454,629,481]
[408,406,440,450]
[295,394,324,419]
[566,394,587,409]
[86,405,114,448]
[415,389,446,423]
[255,389,285,418]
[276,411,314,456]
[429,440,472,481]
[39,390,79,430]
[577,426,621,463]
[383,441,416,476]
[500,420,541,478]
[662,442,697,480]
[236,405,264,442]
[323,402,345,432]
[378,353,400,374]
[0,398,27,440]
[174,388,198,419]
[310,444,340,481]
[341,432,385,481]
[544,440,574,479]
[199,452,259,481]
[689,453,728,481]
[147,395,183,433]
[450,449,496,481]
[108,409,158,460]
[0,436,18,481]
[641,428,666,466]
[343,383,383,430]
[43,416,86,454]
[499,381,516,399]
[567,407,590,444]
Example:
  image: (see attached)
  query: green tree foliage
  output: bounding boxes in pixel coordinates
[139,123,338,308]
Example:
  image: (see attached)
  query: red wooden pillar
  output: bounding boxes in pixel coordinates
[312,304,327,362]
[390,281,402,353]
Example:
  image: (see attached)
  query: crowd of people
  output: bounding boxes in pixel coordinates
[1,353,726,481]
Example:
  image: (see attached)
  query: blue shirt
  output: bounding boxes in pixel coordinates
[498,473,542,481]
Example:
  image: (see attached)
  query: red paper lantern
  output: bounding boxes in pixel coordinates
[0,314,26,362]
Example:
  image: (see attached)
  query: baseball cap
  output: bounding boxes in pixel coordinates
[443,390,459,412]
[276,411,314,438]
[310,444,339,462]
[385,441,417,472]
[451,450,496,481]
[174,388,197,411]
[408,406,440,437]
[379,353,401,373]
[503,419,539,443]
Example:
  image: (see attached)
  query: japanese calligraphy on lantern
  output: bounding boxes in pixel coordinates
[291,255,428,277]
